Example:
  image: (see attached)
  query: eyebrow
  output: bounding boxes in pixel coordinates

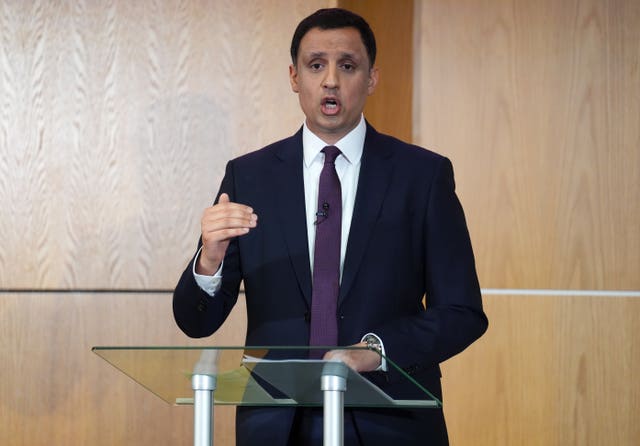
[308,51,327,60]
[306,51,359,61]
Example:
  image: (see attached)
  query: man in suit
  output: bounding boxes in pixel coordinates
[174,8,488,445]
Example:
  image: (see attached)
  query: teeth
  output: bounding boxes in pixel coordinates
[324,99,337,109]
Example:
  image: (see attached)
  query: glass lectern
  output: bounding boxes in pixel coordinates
[92,346,441,446]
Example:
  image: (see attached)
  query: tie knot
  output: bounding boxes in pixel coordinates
[322,146,341,164]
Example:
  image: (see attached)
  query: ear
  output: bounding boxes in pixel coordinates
[289,64,300,93]
[367,66,379,95]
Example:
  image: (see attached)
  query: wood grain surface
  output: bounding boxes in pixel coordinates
[0,291,247,445]
[414,0,640,290]
[339,0,414,142]
[441,293,640,445]
[2,1,639,445]
[0,0,325,289]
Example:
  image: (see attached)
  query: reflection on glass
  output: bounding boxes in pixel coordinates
[92,346,441,408]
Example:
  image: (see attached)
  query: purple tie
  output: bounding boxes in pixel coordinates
[309,146,342,358]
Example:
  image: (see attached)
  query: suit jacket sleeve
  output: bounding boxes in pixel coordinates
[173,161,243,338]
[373,156,488,371]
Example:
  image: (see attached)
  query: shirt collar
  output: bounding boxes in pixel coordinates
[302,115,366,167]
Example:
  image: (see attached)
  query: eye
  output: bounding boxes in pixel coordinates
[309,63,323,71]
[341,63,355,71]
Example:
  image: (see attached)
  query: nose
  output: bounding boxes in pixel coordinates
[323,63,338,89]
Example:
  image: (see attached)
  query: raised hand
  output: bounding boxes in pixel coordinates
[196,193,257,275]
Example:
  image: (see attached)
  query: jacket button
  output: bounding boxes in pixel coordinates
[197,300,207,312]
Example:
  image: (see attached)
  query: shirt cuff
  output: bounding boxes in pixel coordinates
[192,246,223,296]
[361,332,387,372]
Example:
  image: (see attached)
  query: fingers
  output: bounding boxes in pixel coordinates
[202,195,257,240]
[323,345,381,372]
[196,194,258,275]
[323,349,358,370]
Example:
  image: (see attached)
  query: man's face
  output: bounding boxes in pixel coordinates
[289,27,378,144]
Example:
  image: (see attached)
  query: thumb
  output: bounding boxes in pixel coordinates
[218,193,230,204]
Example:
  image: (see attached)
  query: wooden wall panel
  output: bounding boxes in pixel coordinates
[415,1,640,444]
[0,0,328,289]
[441,294,640,445]
[339,0,414,142]
[4,1,638,445]
[414,0,640,290]
[0,2,333,445]
[0,292,247,445]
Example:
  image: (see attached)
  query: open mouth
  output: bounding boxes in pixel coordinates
[322,97,341,115]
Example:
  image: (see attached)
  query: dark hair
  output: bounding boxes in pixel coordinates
[290,8,377,67]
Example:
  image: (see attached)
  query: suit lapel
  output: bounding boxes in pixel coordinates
[339,125,394,305]
[272,129,313,305]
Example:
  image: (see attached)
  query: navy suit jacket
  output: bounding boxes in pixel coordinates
[174,124,488,445]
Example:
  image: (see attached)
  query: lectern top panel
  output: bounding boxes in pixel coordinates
[92,346,441,408]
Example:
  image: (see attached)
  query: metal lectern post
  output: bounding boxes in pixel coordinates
[192,374,216,446]
[321,362,349,446]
